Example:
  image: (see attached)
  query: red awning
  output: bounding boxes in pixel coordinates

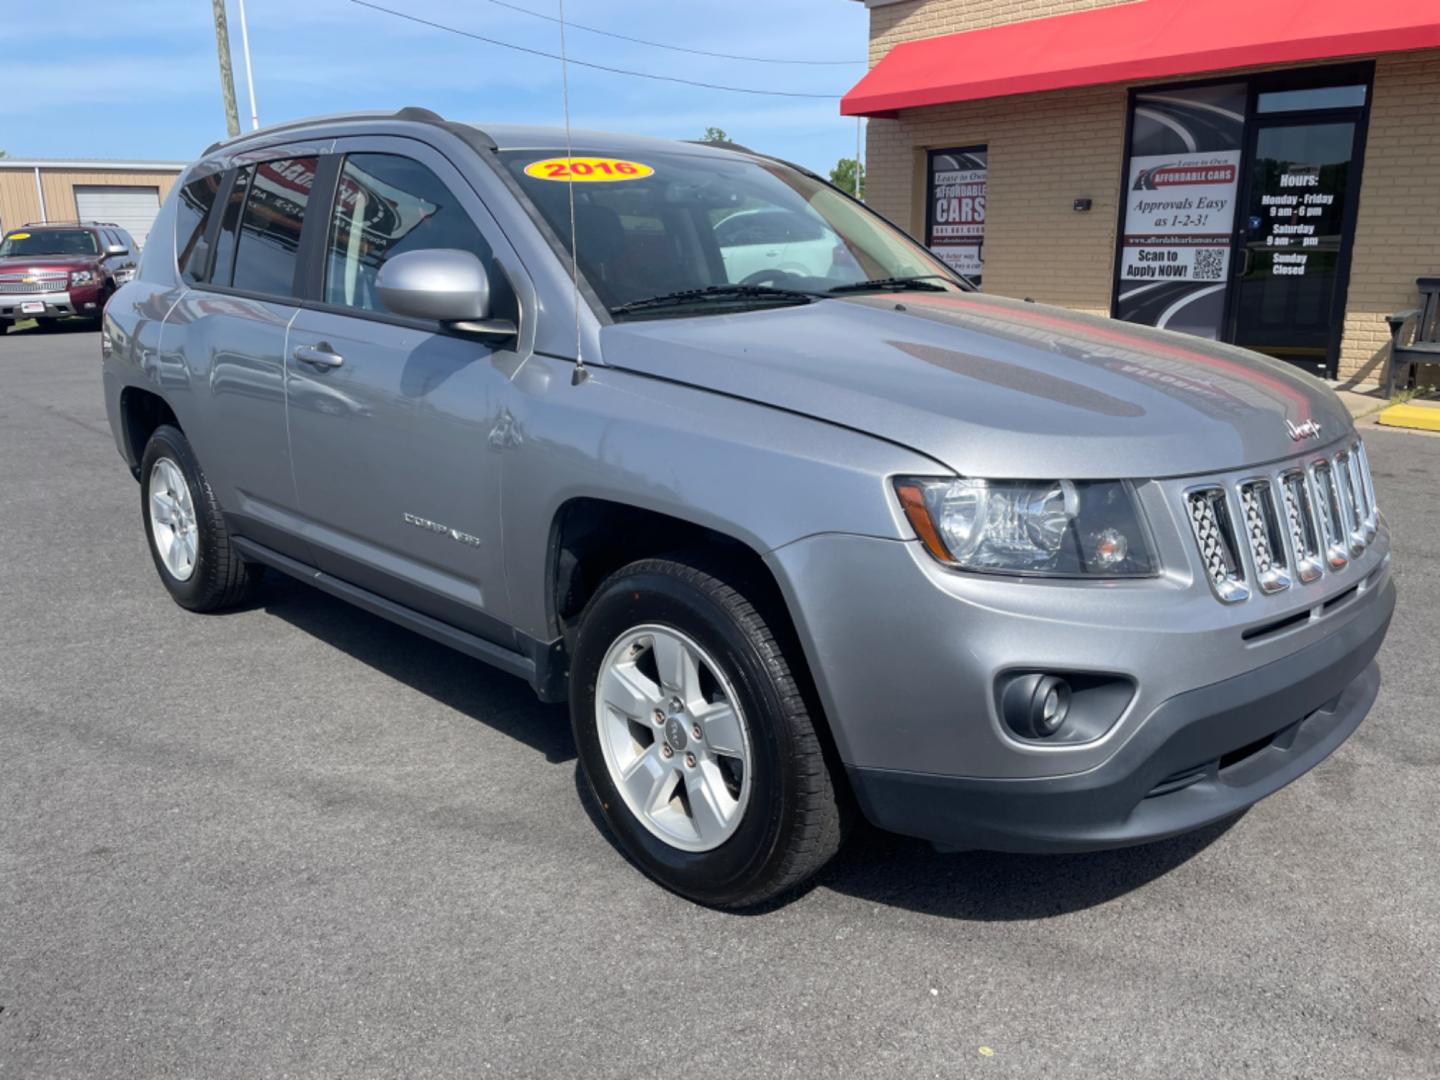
[842,0,1440,117]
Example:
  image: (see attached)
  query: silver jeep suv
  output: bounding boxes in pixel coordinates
[101,108,1394,907]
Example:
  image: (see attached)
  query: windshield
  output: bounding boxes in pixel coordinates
[0,228,98,257]
[499,147,967,316]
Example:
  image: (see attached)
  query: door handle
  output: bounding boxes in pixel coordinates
[293,343,344,369]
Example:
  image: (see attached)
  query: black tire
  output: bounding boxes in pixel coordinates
[0,319,9,335]
[139,424,261,611]
[570,555,846,908]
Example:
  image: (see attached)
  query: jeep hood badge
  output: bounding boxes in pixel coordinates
[1287,418,1323,442]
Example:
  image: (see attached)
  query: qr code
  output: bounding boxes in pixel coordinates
[1193,248,1226,281]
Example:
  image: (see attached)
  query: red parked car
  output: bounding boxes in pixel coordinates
[0,221,139,333]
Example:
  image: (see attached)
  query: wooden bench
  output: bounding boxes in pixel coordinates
[1385,277,1440,397]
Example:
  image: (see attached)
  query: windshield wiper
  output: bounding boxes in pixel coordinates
[827,275,951,294]
[610,284,819,316]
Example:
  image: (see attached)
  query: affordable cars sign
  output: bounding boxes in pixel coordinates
[1119,151,1240,285]
[926,147,987,283]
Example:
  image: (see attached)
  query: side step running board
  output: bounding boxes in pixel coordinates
[232,537,543,689]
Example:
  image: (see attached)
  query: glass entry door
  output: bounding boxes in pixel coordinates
[1231,118,1361,377]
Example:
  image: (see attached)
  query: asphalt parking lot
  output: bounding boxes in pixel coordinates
[2,325,1438,1079]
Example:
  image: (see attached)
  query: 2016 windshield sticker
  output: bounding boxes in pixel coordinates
[523,157,654,182]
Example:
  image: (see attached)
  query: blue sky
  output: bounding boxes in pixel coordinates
[3,0,869,174]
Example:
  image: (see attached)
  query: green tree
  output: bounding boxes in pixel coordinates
[830,157,865,199]
[700,126,730,144]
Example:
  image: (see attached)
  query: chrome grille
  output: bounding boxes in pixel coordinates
[1333,450,1366,557]
[1237,480,1290,593]
[1310,460,1349,570]
[1185,487,1248,602]
[1182,440,1378,602]
[0,273,66,295]
[1355,442,1378,542]
[1279,470,1324,583]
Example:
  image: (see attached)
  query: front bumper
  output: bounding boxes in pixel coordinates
[847,577,1392,852]
[767,499,1394,852]
[0,285,103,320]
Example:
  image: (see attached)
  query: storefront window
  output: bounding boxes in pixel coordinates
[1230,120,1359,373]
[1258,85,1366,113]
[1114,83,1246,339]
[1113,65,1372,377]
[925,146,987,286]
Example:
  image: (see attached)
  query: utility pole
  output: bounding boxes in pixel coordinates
[211,0,241,138]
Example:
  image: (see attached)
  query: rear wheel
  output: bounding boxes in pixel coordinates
[570,556,846,908]
[140,425,262,611]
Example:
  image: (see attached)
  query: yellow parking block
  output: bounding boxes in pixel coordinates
[1377,401,1440,432]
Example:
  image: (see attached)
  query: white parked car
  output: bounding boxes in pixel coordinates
[716,208,842,283]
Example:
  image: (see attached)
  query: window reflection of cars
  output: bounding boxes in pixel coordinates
[714,208,846,283]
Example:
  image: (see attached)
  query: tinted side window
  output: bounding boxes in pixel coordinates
[322,153,515,319]
[211,166,252,288]
[230,157,318,298]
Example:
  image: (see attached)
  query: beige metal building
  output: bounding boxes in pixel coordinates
[844,0,1440,386]
[0,159,185,249]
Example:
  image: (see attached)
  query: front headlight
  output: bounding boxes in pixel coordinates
[894,476,1156,577]
[70,270,96,285]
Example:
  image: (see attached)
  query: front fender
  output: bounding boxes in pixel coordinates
[499,355,943,640]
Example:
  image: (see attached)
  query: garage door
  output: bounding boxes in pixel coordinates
[73,185,162,250]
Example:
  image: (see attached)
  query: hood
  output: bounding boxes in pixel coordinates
[0,253,97,272]
[598,291,1352,479]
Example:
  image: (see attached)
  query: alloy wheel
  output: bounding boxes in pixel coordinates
[595,624,753,852]
[148,457,199,582]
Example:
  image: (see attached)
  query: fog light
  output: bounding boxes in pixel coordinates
[1001,673,1072,739]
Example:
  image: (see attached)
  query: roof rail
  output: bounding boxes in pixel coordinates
[683,138,760,155]
[200,105,496,158]
[682,140,825,183]
[19,220,121,228]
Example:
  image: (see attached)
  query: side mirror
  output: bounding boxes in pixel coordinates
[375,249,516,338]
[105,243,129,256]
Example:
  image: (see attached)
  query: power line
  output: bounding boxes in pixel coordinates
[481,0,863,65]
[349,1,844,99]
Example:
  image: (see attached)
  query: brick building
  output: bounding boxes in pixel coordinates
[844,0,1440,385]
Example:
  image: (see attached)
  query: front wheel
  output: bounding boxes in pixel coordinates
[570,556,846,908]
